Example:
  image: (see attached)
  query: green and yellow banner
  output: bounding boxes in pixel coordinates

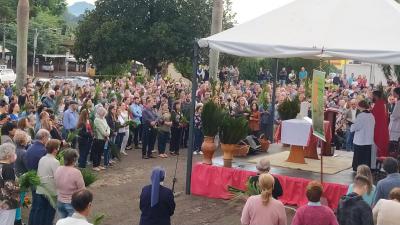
[311,69,326,141]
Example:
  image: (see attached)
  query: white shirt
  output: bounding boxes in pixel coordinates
[56,213,92,225]
[389,100,400,141]
[118,111,129,133]
[351,109,357,121]
[36,154,60,195]
[351,112,375,145]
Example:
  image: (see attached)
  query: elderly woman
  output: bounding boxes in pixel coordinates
[241,174,287,225]
[140,167,175,225]
[0,143,19,225]
[13,130,30,177]
[30,139,61,225]
[92,107,110,171]
[248,158,283,199]
[351,100,375,170]
[373,187,400,225]
[54,148,85,218]
[291,181,338,225]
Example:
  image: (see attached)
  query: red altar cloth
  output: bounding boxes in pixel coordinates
[274,120,332,145]
[191,163,348,209]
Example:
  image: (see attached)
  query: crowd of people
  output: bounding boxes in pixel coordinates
[0,62,399,225]
[241,157,400,225]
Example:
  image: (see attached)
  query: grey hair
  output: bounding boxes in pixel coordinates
[0,143,16,160]
[13,130,29,147]
[96,106,107,118]
[63,148,79,166]
[35,129,50,141]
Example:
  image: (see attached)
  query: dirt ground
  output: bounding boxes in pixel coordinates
[87,148,245,225]
[24,147,294,225]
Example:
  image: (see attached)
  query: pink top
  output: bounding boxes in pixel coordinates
[241,195,287,225]
[291,205,338,225]
[54,166,85,203]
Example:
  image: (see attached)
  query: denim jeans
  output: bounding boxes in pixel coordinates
[116,132,125,149]
[103,141,110,166]
[157,131,170,154]
[279,79,286,86]
[346,128,355,151]
[57,201,74,219]
[29,194,56,225]
[194,128,204,152]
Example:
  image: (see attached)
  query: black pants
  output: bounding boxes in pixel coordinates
[182,126,189,148]
[78,139,92,168]
[352,144,372,171]
[170,126,182,153]
[142,124,157,156]
[92,139,105,167]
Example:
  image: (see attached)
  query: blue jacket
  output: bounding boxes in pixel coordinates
[373,173,400,205]
[130,103,142,124]
[140,185,175,225]
[26,141,46,170]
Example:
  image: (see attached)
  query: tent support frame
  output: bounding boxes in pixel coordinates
[186,40,199,195]
[268,58,279,142]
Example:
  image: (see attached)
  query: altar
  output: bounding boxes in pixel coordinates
[275,119,332,164]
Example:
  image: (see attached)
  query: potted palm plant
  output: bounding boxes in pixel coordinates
[220,115,249,167]
[201,101,223,165]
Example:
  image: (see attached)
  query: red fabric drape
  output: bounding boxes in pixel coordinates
[372,99,389,157]
[191,163,348,209]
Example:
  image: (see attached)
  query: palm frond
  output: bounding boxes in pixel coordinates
[19,171,40,192]
[37,184,57,209]
[93,214,105,225]
[80,168,98,187]
[109,142,121,161]
[66,128,81,144]
[56,149,65,165]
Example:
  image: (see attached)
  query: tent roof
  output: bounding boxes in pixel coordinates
[199,0,400,65]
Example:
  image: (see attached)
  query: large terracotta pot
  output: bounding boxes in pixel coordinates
[202,136,216,165]
[221,143,236,168]
[259,138,270,152]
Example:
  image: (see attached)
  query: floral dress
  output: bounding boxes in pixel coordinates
[0,163,19,210]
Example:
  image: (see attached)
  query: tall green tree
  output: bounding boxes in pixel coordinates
[73,0,235,74]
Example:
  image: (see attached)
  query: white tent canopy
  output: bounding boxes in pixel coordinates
[199,0,400,65]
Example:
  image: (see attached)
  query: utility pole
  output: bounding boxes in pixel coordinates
[32,28,38,77]
[65,50,70,77]
[1,19,6,63]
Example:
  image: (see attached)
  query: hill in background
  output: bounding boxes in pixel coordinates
[68,1,95,17]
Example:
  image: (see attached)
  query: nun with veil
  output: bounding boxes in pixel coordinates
[140,167,176,225]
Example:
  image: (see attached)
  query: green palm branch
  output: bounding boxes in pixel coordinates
[93,214,105,225]
[80,168,98,187]
[67,128,81,145]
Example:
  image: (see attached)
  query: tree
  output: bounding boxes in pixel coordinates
[16,0,30,90]
[73,0,236,75]
[209,0,224,80]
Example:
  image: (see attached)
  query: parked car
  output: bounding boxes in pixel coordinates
[42,64,54,72]
[0,68,16,83]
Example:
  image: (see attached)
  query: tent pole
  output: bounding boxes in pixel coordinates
[186,39,199,195]
[269,58,279,142]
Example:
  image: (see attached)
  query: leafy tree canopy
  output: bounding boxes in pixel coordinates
[0,0,68,59]
[73,0,236,74]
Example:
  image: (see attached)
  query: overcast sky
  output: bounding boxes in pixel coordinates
[66,0,295,24]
